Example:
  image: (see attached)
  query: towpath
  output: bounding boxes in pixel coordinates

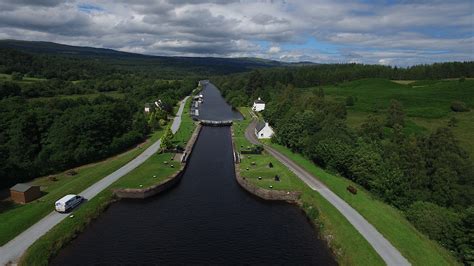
[0,97,189,265]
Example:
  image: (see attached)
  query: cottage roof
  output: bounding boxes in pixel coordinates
[254,99,265,104]
[10,183,35,193]
[256,121,266,132]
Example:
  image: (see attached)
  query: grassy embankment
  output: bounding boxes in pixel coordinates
[317,78,474,158]
[19,98,197,265]
[268,144,458,266]
[233,107,384,266]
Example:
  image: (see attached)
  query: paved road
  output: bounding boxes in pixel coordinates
[245,119,410,266]
[0,97,189,265]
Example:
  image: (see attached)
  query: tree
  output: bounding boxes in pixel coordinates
[360,115,384,141]
[386,99,405,127]
[406,201,464,256]
[161,127,174,150]
[451,101,469,112]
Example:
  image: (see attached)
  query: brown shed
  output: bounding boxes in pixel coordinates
[10,183,42,204]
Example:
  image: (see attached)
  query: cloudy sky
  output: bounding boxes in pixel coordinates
[0,0,472,65]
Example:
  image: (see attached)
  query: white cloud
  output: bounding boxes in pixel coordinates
[0,0,471,65]
[268,46,281,54]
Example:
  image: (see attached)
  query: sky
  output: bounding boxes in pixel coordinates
[0,0,472,66]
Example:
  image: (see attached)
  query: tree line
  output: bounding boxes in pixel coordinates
[212,63,474,263]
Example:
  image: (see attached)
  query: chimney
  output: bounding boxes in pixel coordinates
[265,122,269,127]
[258,97,261,101]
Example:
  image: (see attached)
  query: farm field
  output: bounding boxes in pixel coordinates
[309,78,474,158]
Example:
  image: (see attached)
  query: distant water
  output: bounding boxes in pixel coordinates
[197,83,243,121]
[51,83,336,265]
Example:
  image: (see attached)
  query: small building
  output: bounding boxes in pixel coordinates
[255,121,274,139]
[154,99,163,110]
[10,183,42,204]
[144,103,153,113]
[252,97,265,112]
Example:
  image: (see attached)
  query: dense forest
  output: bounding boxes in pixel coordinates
[0,48,197,189]
[212,62,474,263]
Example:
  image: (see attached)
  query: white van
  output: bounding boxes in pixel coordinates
[55,194,83,213]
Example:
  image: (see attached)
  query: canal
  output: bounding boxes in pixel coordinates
[51,83,336,265]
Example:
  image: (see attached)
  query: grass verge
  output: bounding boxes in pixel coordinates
[234,107,384,265]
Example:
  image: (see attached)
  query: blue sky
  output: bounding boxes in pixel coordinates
[0,0,472,65]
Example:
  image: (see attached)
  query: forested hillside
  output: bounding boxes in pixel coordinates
[0,47,197,189]
[0,40,302,78]
[212,63,474,263]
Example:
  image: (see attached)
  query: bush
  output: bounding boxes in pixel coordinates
[345,96,355,106]
[347,185,357,194]
[450,101,469,112]
[241,145,263,154]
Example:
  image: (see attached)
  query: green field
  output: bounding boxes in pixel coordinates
[312,78,474,157]
[235,108,384,265]
[28,91,125,102]
[0,73,47,83]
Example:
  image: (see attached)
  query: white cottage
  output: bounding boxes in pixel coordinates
[144,103,153,113]
[255,121,274,139]
[252,97,265,112]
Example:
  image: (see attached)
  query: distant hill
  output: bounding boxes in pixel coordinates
[0,39,315,75]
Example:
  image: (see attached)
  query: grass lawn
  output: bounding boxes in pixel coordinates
[0,129,165,246]
[312,78,474,158]
[112,152,180,189]
[267,144,458,266]
[234,107,384,265]
[172,97,197,148]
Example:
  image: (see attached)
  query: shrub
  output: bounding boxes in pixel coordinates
[345,96,355,106]
[347,185,357,194]
[450,101,469,112]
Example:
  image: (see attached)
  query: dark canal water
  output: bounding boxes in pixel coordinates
[51,83,336,265]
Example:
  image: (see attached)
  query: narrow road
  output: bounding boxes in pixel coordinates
[0,96,189,265]
[245,119,410,266]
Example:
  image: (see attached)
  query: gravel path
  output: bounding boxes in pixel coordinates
[0,97,189,265]
[245,119,410,266]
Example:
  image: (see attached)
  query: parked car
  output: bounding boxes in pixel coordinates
[55,194,84,213]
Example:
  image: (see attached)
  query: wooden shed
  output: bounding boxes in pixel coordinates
[10,183,42,204]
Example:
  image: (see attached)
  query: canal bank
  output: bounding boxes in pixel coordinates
[41,82,336,265]
[112,124,203,199]
[17,97,197,265]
